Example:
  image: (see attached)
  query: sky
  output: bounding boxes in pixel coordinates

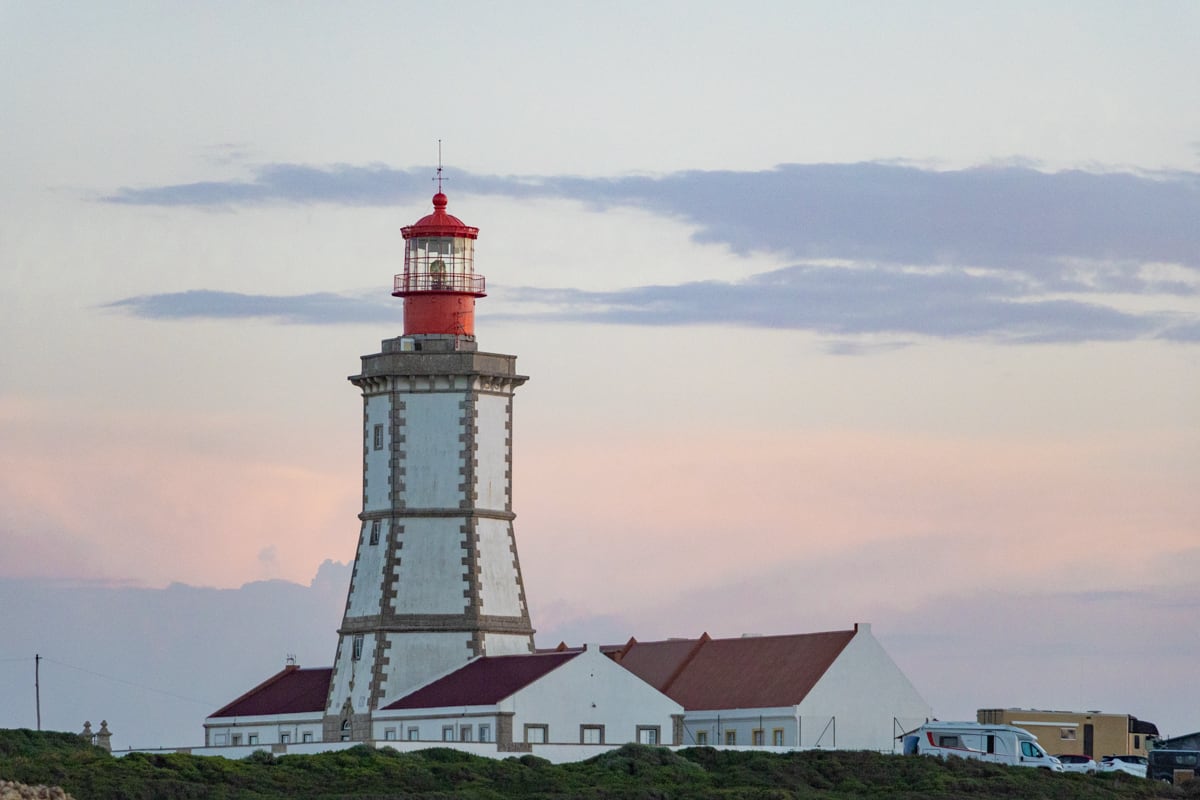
[1,1,1199,749]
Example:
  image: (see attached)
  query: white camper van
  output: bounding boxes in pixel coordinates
[902,722,1063,772]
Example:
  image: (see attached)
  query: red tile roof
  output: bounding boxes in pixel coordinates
[384,651,580,710]
[209,665,332,719]
[613,629,855,710]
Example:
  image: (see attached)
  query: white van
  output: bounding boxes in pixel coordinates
[902,722,1063,772]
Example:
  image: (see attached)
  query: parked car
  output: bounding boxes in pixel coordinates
[1099,754,1148,778]
[1147,750,1200,784]
[1058,754,1098,774]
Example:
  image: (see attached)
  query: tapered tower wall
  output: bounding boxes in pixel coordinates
[324,334,535,738]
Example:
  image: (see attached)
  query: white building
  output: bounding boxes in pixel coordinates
[204,664,328,748]
[611,624,930,752]
[373,645,683,755]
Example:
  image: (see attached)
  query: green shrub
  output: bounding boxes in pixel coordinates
[0,729,1190,799]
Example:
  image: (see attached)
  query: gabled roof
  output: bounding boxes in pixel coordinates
[384,651,580,710]
[613,629,856,710]
[208,665,332,719]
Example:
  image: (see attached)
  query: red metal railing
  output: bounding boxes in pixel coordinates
[394,271,486,295]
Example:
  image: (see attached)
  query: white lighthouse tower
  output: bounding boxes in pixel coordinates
[323,187,535,741]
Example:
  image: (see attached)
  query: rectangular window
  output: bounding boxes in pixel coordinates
[352,634,364,660]
[406,727,419,741]
[1060,728,1077,741]
[524,724,548,744]
[938,735,961,748]
[460,725,473,742]
[369,519,381,545]
[772,729,784,746]
[580,725,604,744]
[302,732,313,743]
[373,424,384,450]
[247,733,259,745]
[752,729,764,746]
[280,732,291,744]
[696,731,708,745]
[214,733,228,746]
[478,725,491,743]
[724,730,737,746]
[384,728,396,741]
[231,734,243,746]
[442,725,455,742]
[637,726,660,745]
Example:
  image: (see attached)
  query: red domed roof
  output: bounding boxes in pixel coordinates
[401,192,479,240]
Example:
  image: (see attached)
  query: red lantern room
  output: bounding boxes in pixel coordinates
[393,192,485,337]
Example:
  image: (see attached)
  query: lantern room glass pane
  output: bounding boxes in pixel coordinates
[407,237,473,274]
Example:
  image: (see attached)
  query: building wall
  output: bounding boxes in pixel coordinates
[976,709,1147,757]
[503,647,683,745]
[476,517,524,618]
[473,393,510,510]
[344,521,388,618]
[204,712,324,748]
[372,712,501,744]
[482,632,536,656]
[681,707,797,748]
[798,624,931,752]
[390,517,470,613]
[374,648,682,748]
[374,631,474,706]
[401,393,467,509]
[363,393,392,511]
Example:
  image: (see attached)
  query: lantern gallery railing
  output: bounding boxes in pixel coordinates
[394,271,486,295]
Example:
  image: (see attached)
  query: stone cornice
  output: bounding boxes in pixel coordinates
[359,509,517,521]
[350,373,526,396]
[339,614,535,636]
[349,350,529,396]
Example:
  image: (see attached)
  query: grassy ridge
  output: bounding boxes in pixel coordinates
[1,729,1195,799]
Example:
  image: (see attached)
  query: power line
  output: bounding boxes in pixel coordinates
[38,656,217,708]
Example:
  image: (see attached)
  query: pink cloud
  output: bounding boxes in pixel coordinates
[0,402,359,587]
[517,427,1200,613]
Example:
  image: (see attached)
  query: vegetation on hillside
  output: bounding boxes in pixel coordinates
[2,729,1197,800]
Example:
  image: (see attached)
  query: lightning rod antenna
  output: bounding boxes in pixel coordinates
[435,140,445,193]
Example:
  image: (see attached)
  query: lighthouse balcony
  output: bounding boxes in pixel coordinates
[393,270,487,297]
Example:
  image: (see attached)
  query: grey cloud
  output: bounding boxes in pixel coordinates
[103,289,403,325]
[0,560,351,749]
[105,267,1171,344]
[1159,319,1200,342]
[101,162,1200,274]
[102,164,553,208]
[500,264,1161,343]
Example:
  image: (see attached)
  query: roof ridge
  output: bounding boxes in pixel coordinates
[612,636,638,663]
[208,665,330,718]
[660,632,710,694]
[705,628,854,644]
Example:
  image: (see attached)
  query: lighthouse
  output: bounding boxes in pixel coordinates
[323,189,536,741]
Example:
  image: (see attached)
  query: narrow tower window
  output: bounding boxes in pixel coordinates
[373,424,384,450]
[369,520,381,545]
[352,634,364,661]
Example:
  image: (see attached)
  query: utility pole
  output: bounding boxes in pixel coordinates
[35,653,41,731]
